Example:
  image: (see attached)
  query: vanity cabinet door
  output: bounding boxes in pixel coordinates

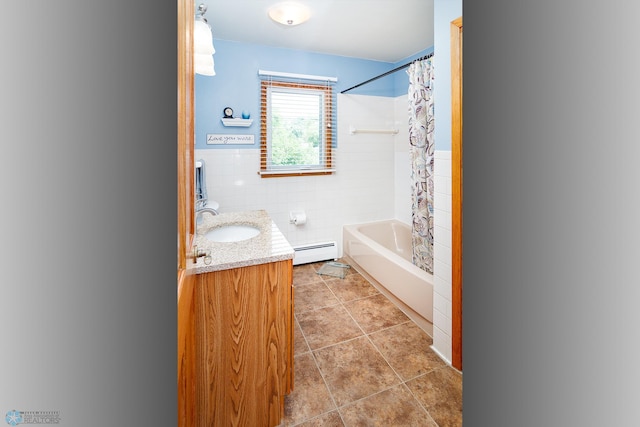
[287,277,295,393]
[195,260,293,427]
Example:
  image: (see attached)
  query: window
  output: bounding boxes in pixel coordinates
[260,79,335,177]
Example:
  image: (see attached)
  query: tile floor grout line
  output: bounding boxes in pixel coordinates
[367,319,413,335]
[325,273,413,424]
[292,279,344,419]
[365,321,444,383]
[307,348,348,427]
[286,408,343,427]
[402,376,442,427]
[292,315,313,357]
[295,299,342,316]
[332,381,434,421]
[396,382,441,426]
[298,271,371,343]
[359,315,446,426]
[364,329,407,384]
[338,291,415,365]
[307,334,364,353]
[401,364,448,383]
[300,267,398,426]
[342,258,435,339]
[290,264,461,426]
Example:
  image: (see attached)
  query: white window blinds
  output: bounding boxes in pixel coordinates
[258,70,337,177]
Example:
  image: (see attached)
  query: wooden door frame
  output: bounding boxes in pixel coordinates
[177,0,195,273]
[451,16,463,371]
[177,0,196,425]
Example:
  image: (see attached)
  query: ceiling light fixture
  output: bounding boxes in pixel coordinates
[268,1,311,27]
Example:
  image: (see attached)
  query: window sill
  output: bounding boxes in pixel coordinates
[258,169,335,178]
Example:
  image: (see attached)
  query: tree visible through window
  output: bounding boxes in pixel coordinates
[260,80,334,177]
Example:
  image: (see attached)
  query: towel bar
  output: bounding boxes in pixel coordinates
[349,125,399,135]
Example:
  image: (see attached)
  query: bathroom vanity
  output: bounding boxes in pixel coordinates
[190,210,295,427]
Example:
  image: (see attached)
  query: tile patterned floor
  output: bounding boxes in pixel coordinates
[281,260,462,427]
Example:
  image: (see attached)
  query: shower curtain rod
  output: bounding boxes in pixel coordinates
[340,52,434,94]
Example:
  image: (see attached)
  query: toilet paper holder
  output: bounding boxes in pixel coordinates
[289,211,307,225]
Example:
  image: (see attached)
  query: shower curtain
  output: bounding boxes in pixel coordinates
[408,57,435,274]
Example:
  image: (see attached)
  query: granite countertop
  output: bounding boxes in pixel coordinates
[190,210,294,274]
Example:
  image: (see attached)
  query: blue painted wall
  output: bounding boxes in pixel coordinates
[432,0,462,151]
[195,39,433,149]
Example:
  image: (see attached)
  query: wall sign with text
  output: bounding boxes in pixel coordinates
[206,134,255,145]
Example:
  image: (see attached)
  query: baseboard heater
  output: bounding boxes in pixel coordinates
[293,241,338,265]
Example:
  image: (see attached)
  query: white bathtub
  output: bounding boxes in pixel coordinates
[343,219,433,326]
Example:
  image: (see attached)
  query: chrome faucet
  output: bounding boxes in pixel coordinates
[196,205,219,223]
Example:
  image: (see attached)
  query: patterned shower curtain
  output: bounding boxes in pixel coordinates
[407,57,435,274]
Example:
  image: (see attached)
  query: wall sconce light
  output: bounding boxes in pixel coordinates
[194,3,215,76]
[268,1,311,26]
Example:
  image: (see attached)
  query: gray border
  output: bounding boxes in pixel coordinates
[0,1,176,425]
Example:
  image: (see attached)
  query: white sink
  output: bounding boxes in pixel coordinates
[204,224,261,242]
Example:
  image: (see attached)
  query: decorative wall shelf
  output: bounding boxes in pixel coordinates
[221,118,253,127]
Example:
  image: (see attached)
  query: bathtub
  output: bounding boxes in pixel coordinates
[343,219,433,327]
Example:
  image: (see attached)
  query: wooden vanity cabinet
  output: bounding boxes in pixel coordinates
[194,259,294,427]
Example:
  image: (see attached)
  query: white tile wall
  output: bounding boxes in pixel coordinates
[393,95,412,224]
[196,94,397,255]
[432,150,453,363]
[196,94,454,365]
